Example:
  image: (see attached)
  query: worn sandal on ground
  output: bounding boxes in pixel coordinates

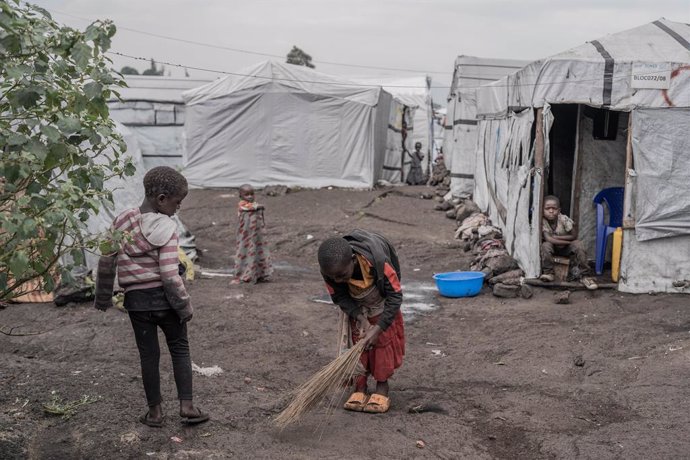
[344,391,369,411]
[363,393,390,414]
[181,408,210,425]
[581,277,598,290]
[139,411,163,428]
[539,273,555,282]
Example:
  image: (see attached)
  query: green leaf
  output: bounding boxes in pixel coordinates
[89,172,104,190]
[83,81,102,100]
[11,88,41,109]
[5,64,32,80]
[70,42,91,69]
[21,218,36,234]
[70,248,85,266]
[123,159,136,176]
[56,116,81,135]
[7,132,28,146]
[45,143,67,169]
[41,125,61,143]
[84,24,100,42]
[26,139,48,161]
[8,250,30,278]
[98,238,119,255]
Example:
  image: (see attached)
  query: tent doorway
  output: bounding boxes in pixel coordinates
[547,104,579,216]
[544,104,628,260]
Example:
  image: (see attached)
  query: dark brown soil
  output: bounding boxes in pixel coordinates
[2,186,689,459]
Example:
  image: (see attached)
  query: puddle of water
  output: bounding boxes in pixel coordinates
[273,261,312,274]
[401,281,439,321]
[309,281,439,322]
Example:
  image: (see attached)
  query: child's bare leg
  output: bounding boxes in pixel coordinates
[147,403,163,422]
[179,399,209,423]
[179,399,199,416]
[355,374,368,394]
[375,380,389,397]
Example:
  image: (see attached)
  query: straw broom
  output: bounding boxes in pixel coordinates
[274,340,366,429]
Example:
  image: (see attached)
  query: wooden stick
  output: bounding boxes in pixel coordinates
[523,278,617,290]
[622,113,635,229]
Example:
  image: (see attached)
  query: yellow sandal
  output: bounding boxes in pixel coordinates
[362,393,390,413]
[344,391,369,412]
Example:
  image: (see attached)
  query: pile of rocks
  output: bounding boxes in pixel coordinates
[434,196,530,299]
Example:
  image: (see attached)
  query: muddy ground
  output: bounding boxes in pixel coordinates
[1,186,690,459]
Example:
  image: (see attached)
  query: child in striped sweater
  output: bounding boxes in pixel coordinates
[94,166,208,427]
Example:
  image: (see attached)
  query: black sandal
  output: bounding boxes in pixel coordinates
[139,411,163,428]
[181,407,210,425]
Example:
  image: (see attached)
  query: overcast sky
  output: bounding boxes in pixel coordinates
[32,0,690,101]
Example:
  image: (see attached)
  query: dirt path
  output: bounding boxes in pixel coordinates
[1,186,689,459]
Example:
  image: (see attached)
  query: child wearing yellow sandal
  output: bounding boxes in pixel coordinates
[318,230,405,414]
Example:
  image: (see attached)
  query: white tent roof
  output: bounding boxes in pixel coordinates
[352,76,430,109]
[182,60,382,106]
[449,55,527,98]
[477,19,690,117]
[113,76,213,103]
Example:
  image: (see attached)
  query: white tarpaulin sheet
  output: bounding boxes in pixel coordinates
[444,56,528,195]
[631,108,690,241]
[353,76,432,169]
[109,76,213,171]
[474,107,544,277]
[182,61,392,188]
[183,61,380,106]
[476,19,690,116]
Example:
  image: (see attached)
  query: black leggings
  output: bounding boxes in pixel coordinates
[128,310,193,406]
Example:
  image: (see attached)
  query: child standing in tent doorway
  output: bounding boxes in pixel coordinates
[317,229,405,414]
[232,184,273,284]
[540,195,598,290]
[94,166,209,427]
[406,142,426,185]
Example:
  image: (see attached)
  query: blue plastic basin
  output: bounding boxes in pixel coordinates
[433,271,485,298]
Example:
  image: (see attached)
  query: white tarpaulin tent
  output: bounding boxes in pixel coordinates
[109,76,211,170]
[182,61,402,189]
[353,76,433,179]
[443,56,528,196]
[474,19,690,293]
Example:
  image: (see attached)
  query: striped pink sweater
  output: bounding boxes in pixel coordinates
[94,208,191,318]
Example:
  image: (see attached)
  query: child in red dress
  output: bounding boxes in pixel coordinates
[232,184,273,284]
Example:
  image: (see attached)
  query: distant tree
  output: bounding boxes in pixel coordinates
[142,58,164,76]
[286,46,315,69]
[120,66,139,75]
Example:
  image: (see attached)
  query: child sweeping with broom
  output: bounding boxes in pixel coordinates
[317,229,405,414]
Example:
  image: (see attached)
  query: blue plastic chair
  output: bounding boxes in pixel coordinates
[592,187,624,275]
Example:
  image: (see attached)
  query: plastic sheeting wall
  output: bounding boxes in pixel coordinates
[125,126,185,170]
[446,57,528,196]
[475,108,544,277]
[575,113,627,256]
[380,102,412,184]
[448,89,478,196]
[631,108,690,241]
[618,108,690,293]
[620,230,690,293]
[184,87,379,188]
[109,101,186,171]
